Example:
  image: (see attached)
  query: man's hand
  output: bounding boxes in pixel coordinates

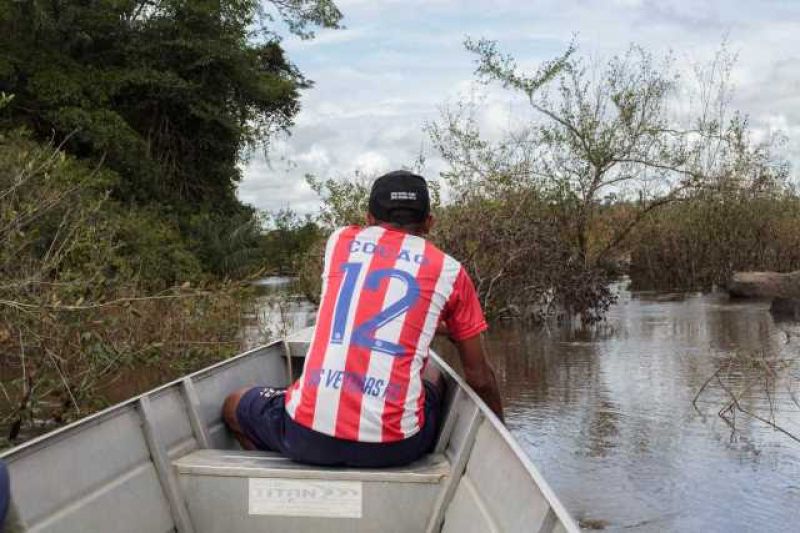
[454,334,504,422]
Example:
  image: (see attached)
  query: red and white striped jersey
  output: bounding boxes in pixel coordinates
[285,225,487,443]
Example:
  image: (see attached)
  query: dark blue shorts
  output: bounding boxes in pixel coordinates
[235,382,443,468]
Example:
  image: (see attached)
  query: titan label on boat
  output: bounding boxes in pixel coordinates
[248,478,363,518]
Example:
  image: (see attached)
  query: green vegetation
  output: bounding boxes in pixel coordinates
[0,0,339,444]
[0,131,253,443]
[0,0,339,279]
[628,189,800,290]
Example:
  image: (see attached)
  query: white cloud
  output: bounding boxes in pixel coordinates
[353,151,391,174]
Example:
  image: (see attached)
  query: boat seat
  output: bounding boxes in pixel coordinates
[175,448,450,482]
[173,449,451,533]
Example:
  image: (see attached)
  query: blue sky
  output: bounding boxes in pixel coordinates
[239,0,800,213]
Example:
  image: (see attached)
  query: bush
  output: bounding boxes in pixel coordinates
[299,172,615,321]
[434,184,615,321]
[113,208,204,287]
[182,210,267,280]
[0,132,264,445]
[260,209,323,276]
[628,190,800,289]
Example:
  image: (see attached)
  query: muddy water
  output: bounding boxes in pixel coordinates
[472,289,800,532]
[262,282,800,531]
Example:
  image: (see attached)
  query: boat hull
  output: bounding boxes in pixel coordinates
[1,329,579,532]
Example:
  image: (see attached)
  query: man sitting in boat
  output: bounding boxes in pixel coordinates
[223,170,504,467]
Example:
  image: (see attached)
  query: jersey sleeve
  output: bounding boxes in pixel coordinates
[442,266,488,341]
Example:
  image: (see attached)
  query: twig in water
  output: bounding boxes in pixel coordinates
[692,366,721,414]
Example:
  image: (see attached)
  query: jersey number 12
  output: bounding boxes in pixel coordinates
[330,262,420,356]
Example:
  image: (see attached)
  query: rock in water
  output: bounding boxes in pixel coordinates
[727,271,800,299]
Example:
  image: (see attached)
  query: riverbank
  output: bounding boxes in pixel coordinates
[0,278,316,448]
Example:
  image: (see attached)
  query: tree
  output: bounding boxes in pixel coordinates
[261,208,321,274]
[433,39,779,269]
[424,39,790,320]
[0,0,342,212]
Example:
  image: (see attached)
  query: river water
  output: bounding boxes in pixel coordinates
[261,281,800,532]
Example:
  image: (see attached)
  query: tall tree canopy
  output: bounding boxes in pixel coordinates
[0,0,341,212]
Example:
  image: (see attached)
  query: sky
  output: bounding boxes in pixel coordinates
[238,0,800,214]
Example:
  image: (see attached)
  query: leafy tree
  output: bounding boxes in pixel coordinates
[0,0,342,212]
[306,172,373,228]
[433,39,783,269]
[261,208,321,274]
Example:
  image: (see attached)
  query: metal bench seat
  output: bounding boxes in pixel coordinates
[175,449,450,482]
[173,449,452,533]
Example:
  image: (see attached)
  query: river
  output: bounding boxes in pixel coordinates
[258,280,800,532]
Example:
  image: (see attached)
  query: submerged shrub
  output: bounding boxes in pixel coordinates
[299,172,615,322]
[628,191,800,289]
[433,190,615,321]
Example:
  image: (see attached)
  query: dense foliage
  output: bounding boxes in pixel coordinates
[628,189,800,289]
[261,208,322,274]
[0,0,340,276]
[0,0,340,444]
[0,131,252,443]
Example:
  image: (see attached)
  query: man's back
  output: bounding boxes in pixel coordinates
[285,224,485,442]
[223,170,500,468]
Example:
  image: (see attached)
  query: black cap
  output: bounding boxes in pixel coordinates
[368,170,430,224]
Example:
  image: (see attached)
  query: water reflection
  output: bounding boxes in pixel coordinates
[241,278,316,347]
[472,289,800,531]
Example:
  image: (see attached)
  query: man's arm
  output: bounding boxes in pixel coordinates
[455,334,504,422]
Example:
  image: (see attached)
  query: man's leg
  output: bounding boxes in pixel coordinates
[223,388,257,450]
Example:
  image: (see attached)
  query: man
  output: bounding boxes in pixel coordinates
[223,170,503,467]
